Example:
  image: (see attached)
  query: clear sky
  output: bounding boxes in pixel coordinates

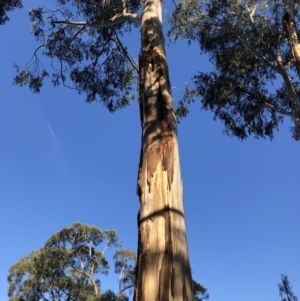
[0,2,299,301]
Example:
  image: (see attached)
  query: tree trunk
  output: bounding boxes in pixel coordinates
[134,0,195,300]
[283,0,300,77]
[280,0,300,140]
[280,65,300,140]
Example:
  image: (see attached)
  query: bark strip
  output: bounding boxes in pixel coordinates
[283,0,300,77]
[134,0,195,299]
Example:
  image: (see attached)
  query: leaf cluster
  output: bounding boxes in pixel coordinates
[14,0,141,111]
[278,275,298,301]
[0,0,22,25]
[192,280,209,301]
[169,0,300,139]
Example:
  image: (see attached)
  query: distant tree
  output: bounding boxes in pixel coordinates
[13,0,196,299]
[8,222,209,301]
[100,290,129,301]
[7,223,135,301]
[169,0,300,140]
[192,280,209,301]
[278,274,298,301]
[0,0,22,25]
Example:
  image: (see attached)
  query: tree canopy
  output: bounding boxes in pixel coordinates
[13,0,141,112]
[7,222,209,301]
[7,223,136,301]
[169,0,300,140]
[0,0,22,25]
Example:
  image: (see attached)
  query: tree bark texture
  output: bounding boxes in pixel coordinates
[134,0,195,300]
[283,0,300,78]
[280,69,300,140]
[281,0,300,139]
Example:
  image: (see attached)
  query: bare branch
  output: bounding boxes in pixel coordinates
[116,284,134,300]
[264,101,293,116]
[58,57,76,90]
[115,34,139,73]
[61,25,86,55]
[252,87,293,117]
[245,3,256,23]
[237,83,293,117]
[53,12,141,28]
[27,44,45,67]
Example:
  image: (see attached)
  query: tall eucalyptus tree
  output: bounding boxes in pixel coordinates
[169,0,300,140]
[13,0,195,300]
[8,223,134,301]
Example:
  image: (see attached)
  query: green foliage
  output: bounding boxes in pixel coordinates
[193,280,209,301]
[8,222,209,301]
[13,0,141,111]
[278,275,298,301]
[169,0,300,140]
[0,0,22,25]
[7,223,135,301]
[100,289,128,301]
[113,249,136,294]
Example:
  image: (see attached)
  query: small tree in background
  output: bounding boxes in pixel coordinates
[7,223,136,301]
[8,222,209,301]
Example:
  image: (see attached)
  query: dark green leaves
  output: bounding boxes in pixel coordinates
[192,280,209,301]
[14,0,140,111]
[169,0,300,140]
[278,275,298,301]
[7,223,135,301]
[13,64,49,93]
[0,0,22,25]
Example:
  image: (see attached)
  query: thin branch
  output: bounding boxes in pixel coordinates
[58,57,76,90]
[245,3,256,23]
[237,83,293,117]
[52,24,70,39]
[54,12,141,28]
[115,34,139,73]
[61,25,86,55]
[263,101,293,116]
[115,284,134,300]
[102,238,110,255]
[26,44,45,68]
[121,0,127,13]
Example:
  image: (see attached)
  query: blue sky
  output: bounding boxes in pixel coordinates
[0,2,299,301]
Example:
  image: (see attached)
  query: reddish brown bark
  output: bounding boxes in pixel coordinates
[134,0,195,299]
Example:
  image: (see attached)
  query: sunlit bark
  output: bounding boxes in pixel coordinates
[134,0,195,299]
[283,0,300,77]
[281,0,300,139]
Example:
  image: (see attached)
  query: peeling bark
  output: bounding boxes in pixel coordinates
[276,0,300,139]
[280,69,300,140]
[134,0,195,299]
[282,0,300,77]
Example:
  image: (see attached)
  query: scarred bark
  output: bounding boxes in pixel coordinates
[134,0,195,300]
[283,0,300,77]
[280,68,300,140]
[280,0,300,139]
